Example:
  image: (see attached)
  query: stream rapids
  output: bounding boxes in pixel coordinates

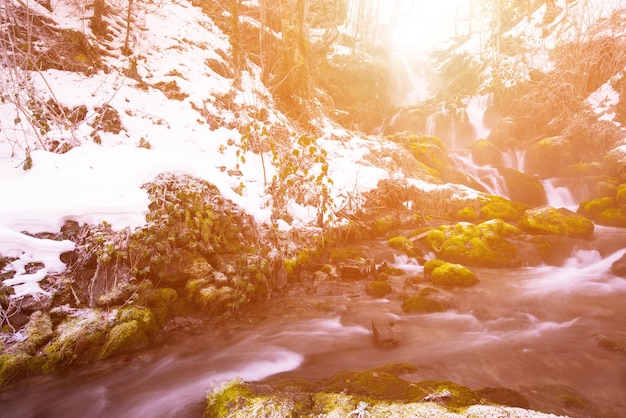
[1,231,626,418]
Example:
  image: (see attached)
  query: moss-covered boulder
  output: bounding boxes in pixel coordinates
[401,295,447,313]
[9,311,53,356]
[388,236,414,254]
[470,139,502,166]
[595,207,626,227]
[497,167,546,207]
[480,195,526,222]
[520,207,594,239]
[204,364,562,417]
[99,321,150,360]
[604,145,626,182]
[525,136,575,178]
[43,310,109,367]
[0,353,46,388]
[148,287,178,326]
[430,263,479,286]
[365,280,393,298]
[425,219,521,267]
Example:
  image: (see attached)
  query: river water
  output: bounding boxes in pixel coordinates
[1,231,626,418]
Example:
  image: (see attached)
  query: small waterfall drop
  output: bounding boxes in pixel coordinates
[542,179,577,209]
[502,148,525,171]
[451,152,508,196]
[465,94,494,141]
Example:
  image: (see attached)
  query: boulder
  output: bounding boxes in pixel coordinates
[611,253,626,278]
[401,296,447,313]
[497,167,546,207]
[372,319,402,348]
[470,139,502,166]
[519,207,594,239]
[604,145,626,182]
[525,136,575,178]
[429,263,479,287]
[365,281,393,298]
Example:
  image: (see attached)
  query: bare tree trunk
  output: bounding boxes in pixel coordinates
[91,0,107,36]
[122,0,133,55]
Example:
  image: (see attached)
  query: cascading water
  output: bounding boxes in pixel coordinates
[465,93,494,141]
[2,239,625,418]
[542,179,577,209]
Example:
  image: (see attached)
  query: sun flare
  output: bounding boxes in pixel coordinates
[390,0,471,51]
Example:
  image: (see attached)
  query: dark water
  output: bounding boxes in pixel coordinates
[1,233,626,418]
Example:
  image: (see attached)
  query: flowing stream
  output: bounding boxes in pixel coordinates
[1,232,626,418]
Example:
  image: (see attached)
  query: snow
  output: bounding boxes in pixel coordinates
[2,0,625,299]
[0,0,398,298]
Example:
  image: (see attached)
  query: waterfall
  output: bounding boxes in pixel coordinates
[451,152,508,196]
[465,94,494,141]
[502,149,525,172]
[542,179,577,209]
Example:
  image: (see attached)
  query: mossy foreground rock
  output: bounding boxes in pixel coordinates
[426,260,479,287]
[426,220,521,267]
[578,195,626,227]
[204,364,562,417]
[519,207,594,239]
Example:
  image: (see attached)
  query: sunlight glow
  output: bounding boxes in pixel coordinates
[390,0,472,51]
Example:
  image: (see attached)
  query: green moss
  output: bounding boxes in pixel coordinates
[98,320,149,359]
[365,281,392,298]
[561,393,585,409]
[43,312,108,367]
[377,262,405,276]
[595,207,626,227]
[426,229,447,251]
[430,263,479,286]
[401,296,447,313]
[329,246,367,263]
[0,353,45,389]
[423,259,446,277]
[456,206,480,222]
[578,197,615,218]
[11,311,53,355]
[116,306,156,337]
[205,378,253,418]
[476,387,530,409]
[520,207,594,239]
[480,196,523,222]
[148,287,178,326]
[388,236,414,254]
[323,367,421,401]
[373,215,395,237]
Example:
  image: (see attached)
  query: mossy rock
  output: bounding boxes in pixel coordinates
[388,236,414,254]
[148,287,178,326]
[455,206,480,222]
[98,320,150,359]
[475,387,530,409]
[401,296,447,313]
[525,136,575,178]
[423,259,446,277]
[0,353,46,389]
[329,246,367,263]
[577,197,615,218]
[604,145,626,182]
[595,207,626,227]
[480,196,525,222]
[205,379,254,418]
[116,306,156,337]
[322,363,420,401]
[430,263,479,286]
[43,311,109,367]
[497,167,546,207]
[365,280,392,298]
[470,139,502,166]
[426,219,520,267]
[10,311,53,356]
[520,207,594,239]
